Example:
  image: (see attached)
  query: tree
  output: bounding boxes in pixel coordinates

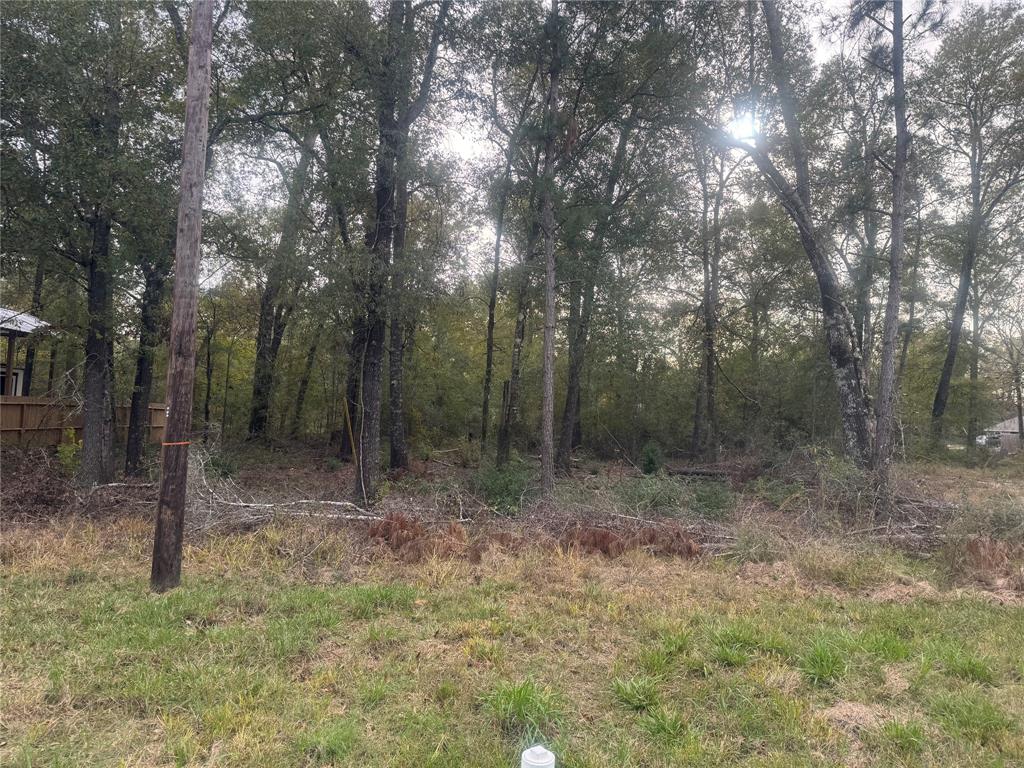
[926,5,1024,437]
[354,0,451,502]
[539,0,562,498]
[712,0,872,467]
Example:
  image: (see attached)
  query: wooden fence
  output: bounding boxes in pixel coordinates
[0,397,166,448]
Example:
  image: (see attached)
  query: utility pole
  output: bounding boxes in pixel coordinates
[151,0,214,592]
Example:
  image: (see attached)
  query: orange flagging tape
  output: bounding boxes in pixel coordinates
[161,441,191,446]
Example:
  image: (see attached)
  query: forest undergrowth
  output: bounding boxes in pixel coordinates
[3,444,1024,766]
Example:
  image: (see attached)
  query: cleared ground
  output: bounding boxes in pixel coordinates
[2,531,1022,765]
[2,450,1022,767]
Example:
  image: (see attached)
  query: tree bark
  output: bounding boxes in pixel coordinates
[481,67,538,445]
[872,0,908,490]
[690,146,724,462]
[966,289,981,451]
[81,221,116,485]
[151,0,214,592]
[496,150,543,468]
[897,202,923,383]
[21,255,45,396]
[754,0,872,466]
[354,0,449,502]
[556,108,636,470]
[248,131,316,438]
[339,316,364,460]
[388,173,411,469]
[539,0,562,499]
[931,103,987,439]
[292,331,320,437]
[202,314,215,441]
[125,259,167,475]
[1014,365,1024,447]
[80,6,123,486]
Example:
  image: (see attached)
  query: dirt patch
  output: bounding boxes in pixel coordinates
[738,560,801,587]
[822,701,885,733]
[882,664,911,698]
[869,580,940,603]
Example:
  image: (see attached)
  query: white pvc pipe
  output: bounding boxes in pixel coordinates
[521,744,556,768]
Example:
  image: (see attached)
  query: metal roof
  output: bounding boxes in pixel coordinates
[0,307,50,336]
[986,417,1021,434]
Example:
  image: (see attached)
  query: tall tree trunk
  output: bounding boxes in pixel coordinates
[482,158,514,447]
[80,6,122,486]
[932,134,983,437]
[45,337,58,395]
[339,317,364,460]
[690,148,724,462]
[1014,364,1023,447]
[854,122,879,388]
[292,331,320,437]
[873,0,908,491]
[221,340,233,435]
[81,220,116,485]
[248,131,315,438]
[556,108,636,470]
[481,67,538,444]
[966,291,981,451]
[21,255,45,396]
[496,150,543,468]
[539,0,562,498]
[151,0,213,592]
[897,202,923,383]
[755,0,872,466]
[388,174,411,469]
[125,261,167,475]
[355,0,449,502]
[497,270,532,467]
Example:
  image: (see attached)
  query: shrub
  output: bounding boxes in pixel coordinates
[729,523,787,564]
[474,460,531,512]
[615,474,687,515]
[689,480,735,519]
[207,451,237,478]
[56,428,81,475]
[640,441,664,475]
[748,476,805,508]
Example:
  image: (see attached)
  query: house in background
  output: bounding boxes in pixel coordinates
[0,307,50,396]
[980,417,1023,454]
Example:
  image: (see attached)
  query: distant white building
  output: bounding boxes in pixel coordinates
[981,417,1022,454]
[0,307,50,396]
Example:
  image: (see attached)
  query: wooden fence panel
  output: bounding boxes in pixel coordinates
[0,397,166,448]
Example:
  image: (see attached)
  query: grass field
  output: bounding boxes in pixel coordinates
[3,514,1022,768]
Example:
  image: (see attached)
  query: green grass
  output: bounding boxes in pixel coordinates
[483,678,562,741]
[2,519,1022,767]
[612,674,660,711]
[799,635,850,685]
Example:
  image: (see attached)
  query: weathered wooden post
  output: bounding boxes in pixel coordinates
[150,0,214,592]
